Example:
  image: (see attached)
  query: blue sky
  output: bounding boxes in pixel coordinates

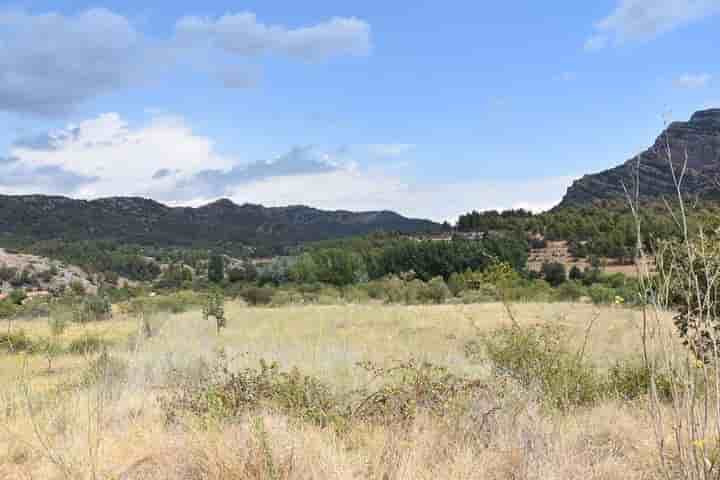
[0,0,718,220]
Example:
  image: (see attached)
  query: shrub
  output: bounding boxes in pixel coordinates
[9,270,31,287]
[383,276,407,304]
[419,277,450,304]
[242,287,275,306]
[568,265,584,281]
[269,289,304,307]
[160,353,486,431]
[0,300,17,319]
[69,280,86,296]
[476,324,602,410]
[541,262,567,287]
[352,359,485,423]
[227,262,257,283]
[341,286,370,303]
[0,330,35,353]
[208,254,225,283]
[8,289,27,305]
[447,272,467,296]
[160,357,344,429]
[73,295,112,323]
[0,264,17,282]
[555,280,587,302]
[588,284,615,305]
[67,335,111,355]
[606,360,673,401]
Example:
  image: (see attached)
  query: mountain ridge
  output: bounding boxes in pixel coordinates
[0,194,441,252]
[559,108,720,207]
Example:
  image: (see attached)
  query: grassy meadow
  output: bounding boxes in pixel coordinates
[0,301,682,479]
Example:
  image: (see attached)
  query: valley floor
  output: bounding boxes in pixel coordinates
[0,303,676,479]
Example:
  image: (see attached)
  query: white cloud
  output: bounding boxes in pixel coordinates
[215,171,573,222]
[3,112,572,221]
[675,73,712,88]
[585,0,720,50]
[9,113,236,198]
[0,8,372,114]
[0,8,153,114]
[175,13,371,60]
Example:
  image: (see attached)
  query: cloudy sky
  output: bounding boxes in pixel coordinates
[0,1,718,221]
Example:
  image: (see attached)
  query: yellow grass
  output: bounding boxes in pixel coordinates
[0,302,674,479]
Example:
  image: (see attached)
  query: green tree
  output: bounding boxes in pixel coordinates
[208,253,225,283]
[289,253,319,283]
[541,262,567,287]
[568,265,584,281]
[43,316,67,371]
[447,272,467,296]
[203,288,226,333]
[421,277,451,304]
[312,249,367,286]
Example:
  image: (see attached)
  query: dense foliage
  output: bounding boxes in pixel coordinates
[455,202,720,262]
[288,236,528,287]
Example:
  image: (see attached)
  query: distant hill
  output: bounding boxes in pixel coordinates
[0,195,441,252]
[560,108,720,207]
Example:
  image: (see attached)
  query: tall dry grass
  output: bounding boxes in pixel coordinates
[0,302,674,479]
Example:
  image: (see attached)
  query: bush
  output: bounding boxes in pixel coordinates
[208,254,225,283]
[353,358,485,423]
[160,353,486,430]
[227,262,258,283]
[568,265,584,281]
[0,330,35,353]
[419,277,450,304]
[67,335,111,355]
[8,289,27,305]
[70,280,86,295]
[447,272,467,296]
[588,284,615,305]
[606,361,673,401]
[555,280,587,302]
[242,287,275,306]
[341,286,370,303]
[160,357,343,429]
[475,324,602,410]
[541,262,567,287]
[0,264,17,282]
[73,295,112,323]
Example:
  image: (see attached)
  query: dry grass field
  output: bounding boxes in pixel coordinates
[0,302,678,479]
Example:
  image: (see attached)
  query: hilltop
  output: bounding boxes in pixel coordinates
[560,108,720,206]
[0,195,441,253]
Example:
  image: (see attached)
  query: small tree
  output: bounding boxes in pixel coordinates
[0,300,17,337]
[208,254,225,284]
[241,286,274,306]
[421,277,451,304]
[447,272,467,296]
[203,288,226,334]
[541,262,567,287]
[43,316,67,371]
[568,265,584,281]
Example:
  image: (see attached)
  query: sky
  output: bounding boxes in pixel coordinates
[0,0,718,221]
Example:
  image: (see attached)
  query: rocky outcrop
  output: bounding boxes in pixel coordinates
[560,109,720,206]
